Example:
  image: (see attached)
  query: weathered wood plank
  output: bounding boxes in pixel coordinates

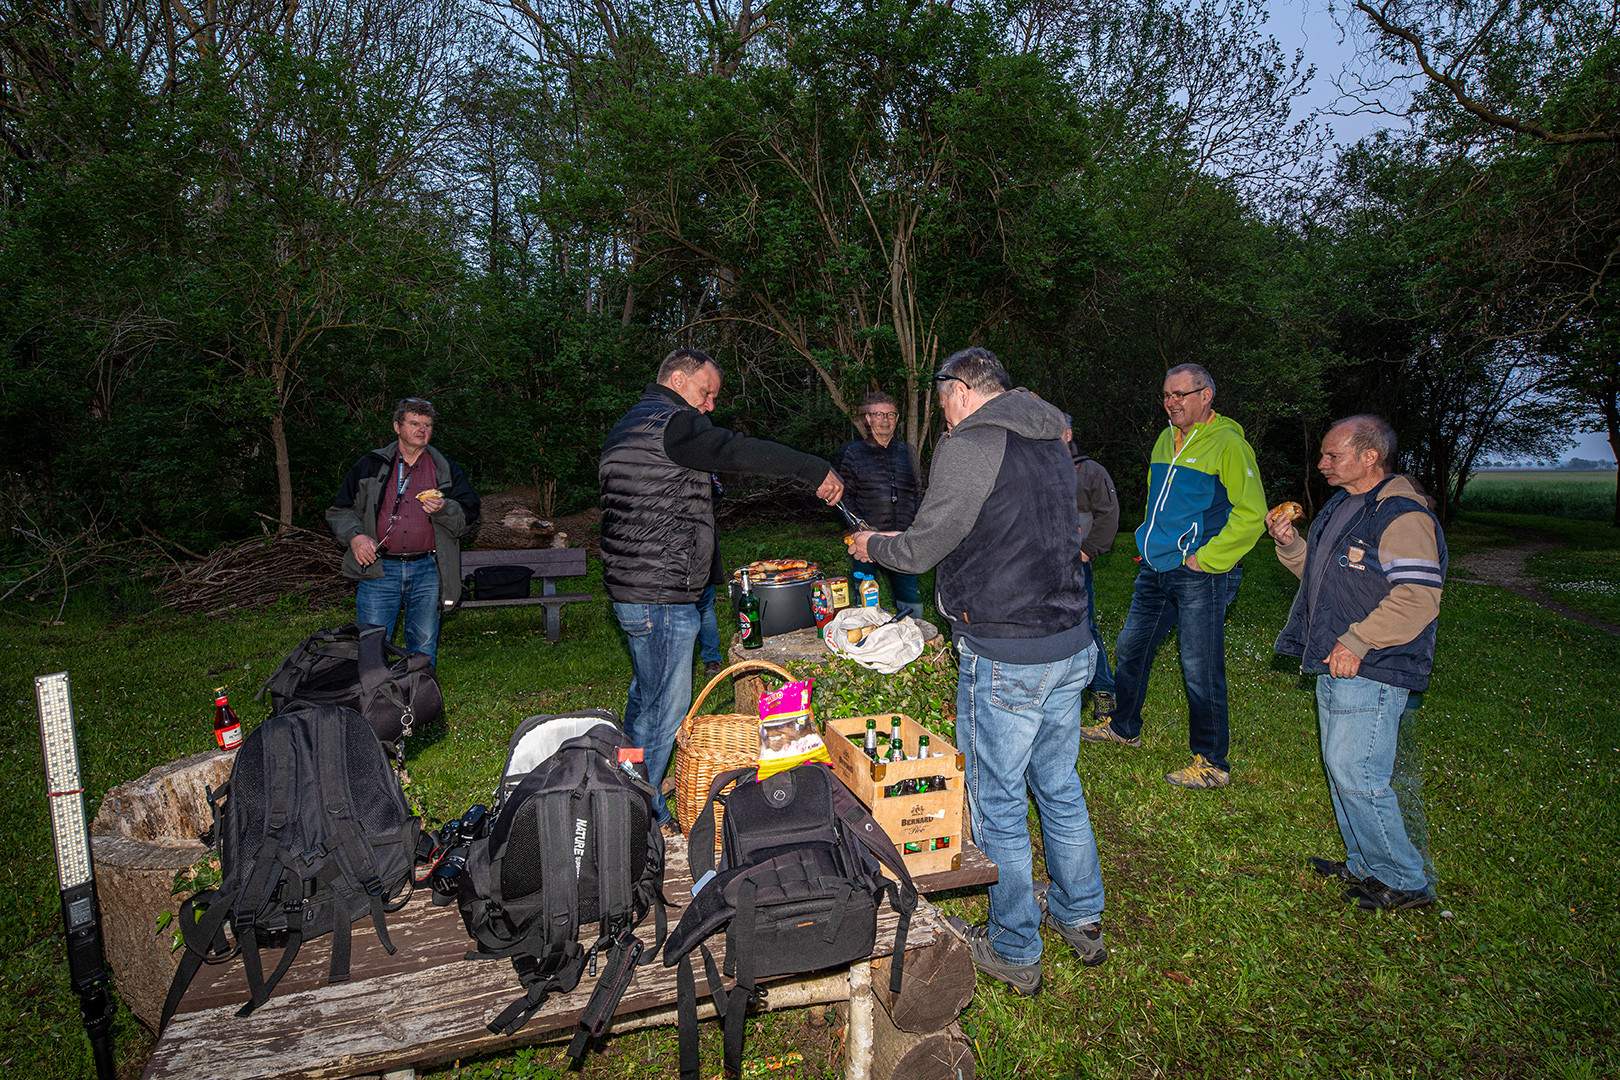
[144,830,987,1080]
[145,902,942,1080]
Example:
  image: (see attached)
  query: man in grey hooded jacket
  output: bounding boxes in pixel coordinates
[849,347,1108,997]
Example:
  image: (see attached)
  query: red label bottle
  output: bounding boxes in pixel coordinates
[214,693,243,750]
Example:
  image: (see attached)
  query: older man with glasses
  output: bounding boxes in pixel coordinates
[850,349,1106,998]
[832,390,924,616]
[327,397,480,666]
[1080,364,1266,789]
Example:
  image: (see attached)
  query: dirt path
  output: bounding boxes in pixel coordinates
[1452,530,1620,636]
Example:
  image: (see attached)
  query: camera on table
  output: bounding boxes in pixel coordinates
[429,804,488,905]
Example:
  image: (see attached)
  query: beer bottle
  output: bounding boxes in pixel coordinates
[213,690,243,750]
[738,570,763,650]
[864,716,880,762]
[917,734,938,792]
[889,716,904,759]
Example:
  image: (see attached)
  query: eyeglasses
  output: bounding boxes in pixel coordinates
[934,374,967,389]
[1162,386,1208,403]
[864,411,899,421]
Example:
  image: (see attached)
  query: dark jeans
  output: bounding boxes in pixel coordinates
[1082,560,1114,695]
[1109,563,1242,771]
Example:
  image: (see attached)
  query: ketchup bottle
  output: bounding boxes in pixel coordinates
[214,691,243,750]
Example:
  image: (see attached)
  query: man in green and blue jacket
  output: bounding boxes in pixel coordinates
[1081,364,1266,788]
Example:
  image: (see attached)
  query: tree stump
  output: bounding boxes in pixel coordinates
[871,932,975,1033]
[89,748,235,1030]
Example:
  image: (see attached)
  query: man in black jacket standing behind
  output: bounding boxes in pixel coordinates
[599,348,844,827]
[834,390,923,616]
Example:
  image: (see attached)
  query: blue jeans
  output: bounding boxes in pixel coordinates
[1081,560,1114,695]
[957,639,1104,964]
[614,602,701,824]
[850,558,921,618]
[695,586,722,664]
[1109,563,1241,771]
[1316,674,1431,894]
[356,557,441,664]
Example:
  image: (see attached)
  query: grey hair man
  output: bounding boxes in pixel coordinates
[1268,415,1445,911]
[599,347,844,827]
[849,346,1107,997]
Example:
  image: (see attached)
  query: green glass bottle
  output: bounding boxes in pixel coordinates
[738,570,763,650]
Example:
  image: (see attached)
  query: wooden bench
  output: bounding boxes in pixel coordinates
[143,835,997,1080]
[456,547,592,642]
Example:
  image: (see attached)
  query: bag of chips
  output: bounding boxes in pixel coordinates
[756,680,831,781]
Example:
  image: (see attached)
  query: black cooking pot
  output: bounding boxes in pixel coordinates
[728,576,820,638]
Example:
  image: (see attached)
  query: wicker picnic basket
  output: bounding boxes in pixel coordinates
[671,658,792,843]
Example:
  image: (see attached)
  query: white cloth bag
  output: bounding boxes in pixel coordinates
[823,607,925,674]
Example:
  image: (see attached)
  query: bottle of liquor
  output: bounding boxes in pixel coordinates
[213,690,243,750]
[863,716,880,762]
[738,570,763,650]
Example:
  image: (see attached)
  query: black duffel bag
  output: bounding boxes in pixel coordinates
[257,623,443,753]
[462,565,534,601]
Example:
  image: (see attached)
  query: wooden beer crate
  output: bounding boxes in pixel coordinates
[823,713,964,876]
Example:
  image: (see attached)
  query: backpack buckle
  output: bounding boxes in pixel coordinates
[361,875,385,897]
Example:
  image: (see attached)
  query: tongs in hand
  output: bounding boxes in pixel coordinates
[835,499,875,533]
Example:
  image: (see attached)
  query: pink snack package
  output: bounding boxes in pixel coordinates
[756,679,830,781]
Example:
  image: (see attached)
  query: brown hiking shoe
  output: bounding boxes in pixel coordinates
[1165,754,1230,789]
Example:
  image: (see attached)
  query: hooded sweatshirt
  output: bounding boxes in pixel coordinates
[1135,412,1266,573]
[867,388,1089,663]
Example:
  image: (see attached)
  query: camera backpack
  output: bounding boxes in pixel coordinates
[450,710,666,1058]
[257,622,443,756]
[662,762,918,1080]
[158,705,420,1030]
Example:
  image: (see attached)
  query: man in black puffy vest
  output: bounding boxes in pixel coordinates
[599,348,844,827]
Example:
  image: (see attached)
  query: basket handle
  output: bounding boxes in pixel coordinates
[679,659,792,735]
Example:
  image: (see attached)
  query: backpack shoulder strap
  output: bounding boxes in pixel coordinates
[687,766,757,886]
[831,779,917,994]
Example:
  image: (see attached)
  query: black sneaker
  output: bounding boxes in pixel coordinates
[1345,876,1435,912]
[703,660,723,680]
[1033,882,1108,966]
[943,916,1042,996]
[1308,856,1362,884]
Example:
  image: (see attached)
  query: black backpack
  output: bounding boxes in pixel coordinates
[257,623,443,756]
[663,762,918,1080]
[158,705,420,1030]
[451,710,666,1058]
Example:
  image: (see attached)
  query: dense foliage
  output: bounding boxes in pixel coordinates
[3,0,1616,567]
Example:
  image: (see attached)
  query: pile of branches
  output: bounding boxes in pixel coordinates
[716,478,833,528]
[158,525,348,616]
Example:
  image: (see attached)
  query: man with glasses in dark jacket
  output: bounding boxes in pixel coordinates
[833,390,923,616]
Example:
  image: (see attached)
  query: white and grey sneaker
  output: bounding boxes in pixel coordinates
[1033,882,1108,967]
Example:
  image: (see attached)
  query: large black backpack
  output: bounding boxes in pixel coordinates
[451,710,666,1058]
[256,622,443,756]
[158,705,420,1030]
[663,762,918,1080]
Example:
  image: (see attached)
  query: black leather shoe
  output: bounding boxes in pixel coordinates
[1308,856,1361,883]
[1345,876,1435,911]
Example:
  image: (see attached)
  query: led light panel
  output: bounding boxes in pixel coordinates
[37,672,93,891]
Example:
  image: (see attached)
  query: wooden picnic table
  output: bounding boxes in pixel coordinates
[456,547,592,642]
[143,830,996,1080]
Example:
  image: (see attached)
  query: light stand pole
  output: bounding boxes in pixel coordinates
[36,672,117,1080]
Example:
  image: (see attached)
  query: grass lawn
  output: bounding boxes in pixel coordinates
[1,514,1616,1078]
[1461,470,1617,522]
